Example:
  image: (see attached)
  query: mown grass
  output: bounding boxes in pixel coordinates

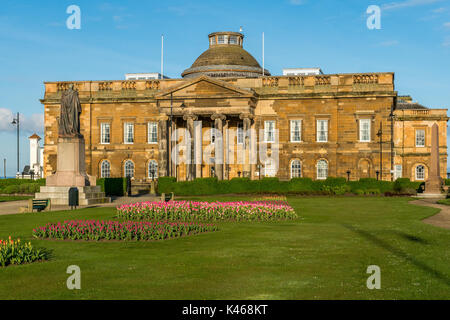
[0,196,448,300]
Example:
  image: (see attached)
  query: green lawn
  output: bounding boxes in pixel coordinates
[0,196,449,300]
[0,196,32,203]
[437,199,450,206]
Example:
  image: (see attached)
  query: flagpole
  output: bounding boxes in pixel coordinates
[161,34,164,79]
[262,32,265,77]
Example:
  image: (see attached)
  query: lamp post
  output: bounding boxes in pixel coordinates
[376,122,382,181]
[346,170,351,182]
[257,164,262,180]
[11,113,20,175]
[376,170,380,181]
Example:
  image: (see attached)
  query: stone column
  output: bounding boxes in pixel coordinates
[212,113,226,180]
[240,113,253,179]
[424,123,443,194]
[158,115,169,177]
[183,113,197,181]
[194,119,203,179]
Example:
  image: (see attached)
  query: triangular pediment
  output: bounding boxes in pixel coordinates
[155,75,255,99]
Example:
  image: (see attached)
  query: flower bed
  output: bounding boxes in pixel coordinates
[0,236,48,267]
[32,220,218,241]
[116,201,297,222]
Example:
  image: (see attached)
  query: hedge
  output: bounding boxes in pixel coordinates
[0,179,45,194]
[97,178,127,196]
[157,177,422,196]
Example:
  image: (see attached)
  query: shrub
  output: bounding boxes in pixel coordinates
[355,189,365,196]
[97,178,127,196]
[0,237,48,267]
[365,188,381,195]
[117,201,298,222]
[33,220,218,241]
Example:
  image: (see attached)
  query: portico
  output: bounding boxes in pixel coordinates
[155,76,257,181]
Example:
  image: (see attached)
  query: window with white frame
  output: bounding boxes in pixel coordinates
[124,160,134,178]
[210,37,216,45]
[291,160,302,178]
[264,159,277,177]
[416,165,425,180]
[124,122,134,144]
[359,119,371,142]
[148,122,158,144]
[218,35,225,44]
[264,121,275,143]
[394,165,402,180]
[148,160,158,179]
[229,36,238,44]
[100,123,110,144]
[100,160,110,178]
[317,160,328,180]
[237,122,244,144]
[317,120,328,142]
[290,120,302,142]
[416,129,425,147]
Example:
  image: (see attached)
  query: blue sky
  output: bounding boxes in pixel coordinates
[0,0,449,176]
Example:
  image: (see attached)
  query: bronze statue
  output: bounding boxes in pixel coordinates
[59,84,82,137]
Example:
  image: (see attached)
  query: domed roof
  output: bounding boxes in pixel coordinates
[182,31,270,78]
[190,45,262,69]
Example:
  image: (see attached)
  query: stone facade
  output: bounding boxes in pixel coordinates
[40,72,448,182]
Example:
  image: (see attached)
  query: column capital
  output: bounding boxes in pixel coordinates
[211,113,226,121]
[239,113,254,121]
[183,113,198,121]
[158,113,169,121]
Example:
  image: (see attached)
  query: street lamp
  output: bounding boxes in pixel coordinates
[376,122,382,181]
[11,113,20,175]
[346,170,351,182]
[376,170,380,181]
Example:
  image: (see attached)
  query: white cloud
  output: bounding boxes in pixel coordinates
[382,0,443,11]
[0,108,44,135]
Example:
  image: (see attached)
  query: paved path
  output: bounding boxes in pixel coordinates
[410,198,450,230]
[0,195,160,216]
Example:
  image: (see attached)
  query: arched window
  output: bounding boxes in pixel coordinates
[124,160,134,178]
[291,160,302,178]
[317,160,328,180]
[416,165,425,180]
[100,160,110,178]
[148,160,158,179]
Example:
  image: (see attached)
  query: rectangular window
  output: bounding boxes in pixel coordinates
[124,122,134,144]
[218,35,225,44]
[359,119,371,142]
[100,123,110,144]
[148,122,158,144]
[317,120,328,142]
[229,36,237,44]
[237,122,244,144]
[264,121,275,143]
[416,129,425,147]
[290,120,302,142]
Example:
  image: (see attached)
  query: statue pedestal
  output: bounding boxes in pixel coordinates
[46,137,95,187]
[36,136,110,206]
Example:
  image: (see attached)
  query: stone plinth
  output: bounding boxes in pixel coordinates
[423,123,444,196]
[46,136,95,187]
[39,136,110,206]
[36,186,111,206]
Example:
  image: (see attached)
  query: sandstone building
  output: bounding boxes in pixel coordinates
[41,31,448,182]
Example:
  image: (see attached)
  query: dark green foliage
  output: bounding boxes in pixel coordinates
[97,178,127,196]
[158,176,422,196]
